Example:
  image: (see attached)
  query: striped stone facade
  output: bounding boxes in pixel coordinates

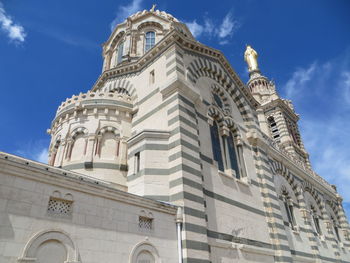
[3,7,349,263]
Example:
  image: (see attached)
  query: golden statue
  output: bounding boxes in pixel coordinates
[244,45,259,72]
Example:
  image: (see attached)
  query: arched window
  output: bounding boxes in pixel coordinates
[210,121,224,171]
[17,230,80,263]
[281,193,296,229]
[117,41,124,64]
[145,31,155,52]
[227,133,240,179]
[136,250,155,263]
[210,121,244,178]
[267,116,280,143]
[311,206,322,235]
[331,216,341,242]
[213,93,223,109]
[129,242,160,263]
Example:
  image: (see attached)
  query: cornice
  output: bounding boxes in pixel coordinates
[245,131,338,198]
[92,30,259,110]
[0,152,177,215]
[261,98,299,122]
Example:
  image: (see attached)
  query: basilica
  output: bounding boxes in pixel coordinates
[1,7,349,263]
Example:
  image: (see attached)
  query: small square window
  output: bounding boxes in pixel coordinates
[139,216,153,230]
[47,197,73,217]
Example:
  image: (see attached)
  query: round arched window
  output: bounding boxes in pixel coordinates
[145,31,155,52]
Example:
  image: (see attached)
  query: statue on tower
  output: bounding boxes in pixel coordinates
[244,45,259,72]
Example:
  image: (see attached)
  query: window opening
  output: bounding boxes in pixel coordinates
[332,217,341,242]
[149,70,155,85]
[268,116,280,142]
[311,208,322,235]
[135,152,140,173]
[139,216,153,230]
[117,41,124,64]
[210,121,224,171]
[227,133,240,179]
[145,31,155,52]
[213,93,223,109]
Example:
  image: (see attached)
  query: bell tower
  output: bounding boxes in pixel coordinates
[245,45,311,167]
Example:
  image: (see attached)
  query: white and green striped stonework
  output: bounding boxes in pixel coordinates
[1,7,350,263]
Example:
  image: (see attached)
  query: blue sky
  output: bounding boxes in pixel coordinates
[1,0,350,216]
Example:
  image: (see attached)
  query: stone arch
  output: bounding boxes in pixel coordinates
[49,135,62,166]
[70,127,88,140]
[223,117,240,136]
[110,31,126,51]
[69,127,88,161]
[17,229,80,263]
[137,21,164,31]
[302,181,324,212]
[211,84,231,114]
[97,126,120,136]
[129,241,161,263]
[269,160,300,199]
[207,105,225,128]
[187,57,255,124]
[104,78,138,103]
[96,126,121,158]
[325,199,341,222]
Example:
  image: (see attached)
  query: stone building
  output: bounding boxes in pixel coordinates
[1,6,350,263]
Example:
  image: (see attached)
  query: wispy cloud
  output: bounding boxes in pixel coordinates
[282,48,350,217]
[14,139,49,163]
[218,12,237,38]
[110,0,143,31]
[284,62,316,99]
[185,11,239,45]
[186,20,204,38]
[0,2,26,44]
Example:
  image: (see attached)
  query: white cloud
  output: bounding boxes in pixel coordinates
[282,48,350,217]
[35,148,49,163]
[0,2,26,43]
[110,0,143,31]
[185,11,239,45]
[217,12,236,38]
[15,139,49,164]
[284,62,316,99]
[185,20,204,38]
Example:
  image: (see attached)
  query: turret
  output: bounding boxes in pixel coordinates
[47,89,135,190]
[244,45,311,167]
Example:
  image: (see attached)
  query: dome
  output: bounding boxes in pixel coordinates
[101,6,193,72]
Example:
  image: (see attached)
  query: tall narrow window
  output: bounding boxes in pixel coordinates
[210,121,224,171]
[268,116,280,143]
[145,31,155,52]
[117,41,124,64]
[227,133,240,179]
[135,152,140,173]
[149,70,155,85]
[332,217,341,242]
[283,196,296,228]
[312,209,322,235]
[213,93,223,109]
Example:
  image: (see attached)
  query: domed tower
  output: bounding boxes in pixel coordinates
[47,89,134,190]
[47,6,194,190]
[245,45,311,167]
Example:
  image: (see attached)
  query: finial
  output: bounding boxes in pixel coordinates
[150,4,156,12]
